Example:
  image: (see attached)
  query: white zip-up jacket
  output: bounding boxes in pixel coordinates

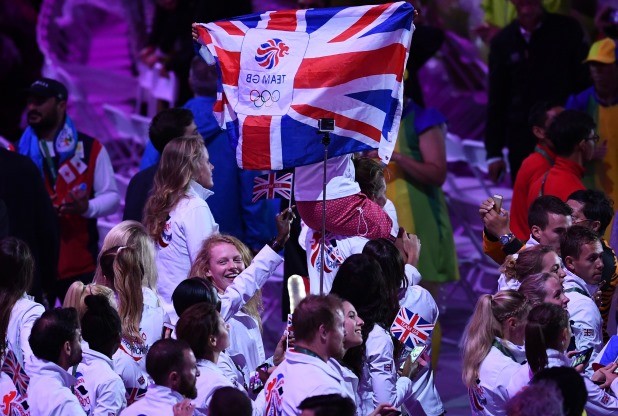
[120,384,204,416]
[75,346,126,415]
[563,269,603,371]
[5,295,44,375]
[27,357,85,415]
[216,244,282,389]
[112,286,168,404]
[358,325,413,415]
[263,349,352,416]
[507,349,618,416]
[467,338,526,416]
[156,180,219,323]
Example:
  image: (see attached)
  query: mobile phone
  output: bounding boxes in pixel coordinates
[571,347,593,367]
[161,322,174,339]
[286,313,294,350]
[492,194,503,213]
[399,344,427,370]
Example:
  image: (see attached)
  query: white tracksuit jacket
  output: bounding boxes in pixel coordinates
[75,346,126,415]
[27,357,85,416]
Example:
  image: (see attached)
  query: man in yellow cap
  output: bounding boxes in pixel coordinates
[566,38,618,239]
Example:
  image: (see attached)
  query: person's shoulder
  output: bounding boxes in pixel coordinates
[129,165,157,187]
[490,21,520,46]
[0,148,40,175]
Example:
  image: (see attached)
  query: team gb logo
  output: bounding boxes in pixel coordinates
[255,39,290,69]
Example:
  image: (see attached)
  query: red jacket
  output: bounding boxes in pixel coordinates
[527,156,585,205]
[510,144,556,240]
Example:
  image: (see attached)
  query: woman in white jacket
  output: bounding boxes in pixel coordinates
[507,303,618,416]
[99,245,161,405]
[363,238,442,416]
[0,237,44,410]
[176,302,263,415]
[330,253,412,415]
[461,290,529,416]
[143,136,218,322]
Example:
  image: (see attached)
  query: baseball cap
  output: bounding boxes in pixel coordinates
[26,78,68,101]
[584,38,617,64]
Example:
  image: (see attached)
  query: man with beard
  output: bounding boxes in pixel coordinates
[121,338,201,415]
[561,225,605,372]
[18,78,119,304]
[27,307,85,415]
[263,295,353,416]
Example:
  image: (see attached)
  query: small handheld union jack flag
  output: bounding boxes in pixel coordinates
[252,172,293,203]
[390,307,434,350]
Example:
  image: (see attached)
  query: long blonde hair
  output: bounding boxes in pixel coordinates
[63,282,117,319]
[189,234,263,332]
[461,290,529,387]
[94,221,158,291]
[99,246,144,345]
[143,136,205,242]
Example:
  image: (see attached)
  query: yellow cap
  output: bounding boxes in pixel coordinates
[584,38,616,64]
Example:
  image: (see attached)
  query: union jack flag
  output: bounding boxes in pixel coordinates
[195,2,414,170]
[390,307,434,349]
[252,172,293,202]
[1,350,29,397]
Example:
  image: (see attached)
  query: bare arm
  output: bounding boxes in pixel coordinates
[392,125,447,187]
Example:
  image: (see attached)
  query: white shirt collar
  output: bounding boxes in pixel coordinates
[564,268,597,297]
[188,179,214,200]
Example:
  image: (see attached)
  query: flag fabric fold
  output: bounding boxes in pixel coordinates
[195,2,414,170]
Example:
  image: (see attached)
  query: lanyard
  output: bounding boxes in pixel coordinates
[294,346,323,360]
[565,287,590,299]
[40,140,58,186]
[492,339,518,363]
[534,145,554,166]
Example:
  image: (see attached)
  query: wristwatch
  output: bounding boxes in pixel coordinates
[499,232,515,245]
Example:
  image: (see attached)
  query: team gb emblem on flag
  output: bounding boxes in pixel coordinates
[390,307,434,349]
[256,39,290,69]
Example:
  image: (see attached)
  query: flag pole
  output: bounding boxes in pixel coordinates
[319,129,331,296]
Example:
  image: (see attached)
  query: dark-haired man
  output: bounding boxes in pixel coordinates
[561,225,604,370]
[526,110,596,206]
[121,338,200,415]
[567,190,617,343]
[27,308,84,415]
[264,295,352,416]
[481,195,572,265]
[19,78,120,302]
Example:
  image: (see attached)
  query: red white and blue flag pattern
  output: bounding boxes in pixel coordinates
[390,307,434,349]
[194,2,414,170]
[1,350,29,397]
[252,172,293,202]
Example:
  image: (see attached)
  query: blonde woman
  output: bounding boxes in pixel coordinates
[498,245,565,291]
[93,220,158,292]
[461,290,529,416]
[143,136,218,322]
[99,246,153,405]
[62,281,117,318]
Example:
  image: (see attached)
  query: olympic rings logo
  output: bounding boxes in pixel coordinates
[249,89,280,108]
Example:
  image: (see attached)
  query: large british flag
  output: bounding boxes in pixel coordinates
[390,307,434,349]
[195,2,414,170]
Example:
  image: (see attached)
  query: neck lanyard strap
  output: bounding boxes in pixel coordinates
[492,339,517,362]
[40,140,58,185]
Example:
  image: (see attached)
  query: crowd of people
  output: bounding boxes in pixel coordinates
[2,0,618,415]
